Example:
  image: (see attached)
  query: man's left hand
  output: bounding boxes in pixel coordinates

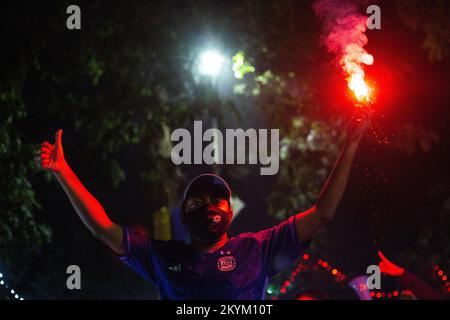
[346,107,373,144]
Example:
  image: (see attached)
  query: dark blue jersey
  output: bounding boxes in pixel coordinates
[118,215,310,299]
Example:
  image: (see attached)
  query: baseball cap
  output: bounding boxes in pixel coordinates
[183,173,232,202]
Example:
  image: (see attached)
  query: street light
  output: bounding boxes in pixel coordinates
[197,50,226,78]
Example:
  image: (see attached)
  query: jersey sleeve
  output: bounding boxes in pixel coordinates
[116,225,158,284]
[255,215,311,277]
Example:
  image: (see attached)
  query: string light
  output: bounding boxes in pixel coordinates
[0,270,25,300]
[268,258,449,300]
[434,265,449,291]
[267,253,348,299]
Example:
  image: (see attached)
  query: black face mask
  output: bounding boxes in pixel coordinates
[182,204,231,242]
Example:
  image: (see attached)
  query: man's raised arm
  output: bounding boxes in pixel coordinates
[36,129,124,255]
[294,109,372,242]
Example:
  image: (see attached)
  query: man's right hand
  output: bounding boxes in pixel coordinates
[36,129,66,174]
[36,128,125,254]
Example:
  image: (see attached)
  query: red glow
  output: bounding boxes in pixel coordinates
[393,291,399,297]
[322,262,329,268]
[280,288,287,294]
[303,254,310,260]
[370,292,375,297]
[442,275,447,281]
[438,270,444,276]
[331,269,338,275]
[376,292,382,298]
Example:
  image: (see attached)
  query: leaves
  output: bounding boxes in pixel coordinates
[395,0,450,62]
[394,124,439,155]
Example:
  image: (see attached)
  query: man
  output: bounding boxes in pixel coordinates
[36,109,371,299]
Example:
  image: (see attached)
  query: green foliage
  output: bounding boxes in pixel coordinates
[236,66,342,218]
[0,84,52,266]
[232,51,256,79]
[395,0,450,62]
[394,124,439,155]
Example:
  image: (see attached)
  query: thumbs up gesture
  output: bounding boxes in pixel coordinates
[36,129,66,174]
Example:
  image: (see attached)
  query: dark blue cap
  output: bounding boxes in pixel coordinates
[183,173,232,201]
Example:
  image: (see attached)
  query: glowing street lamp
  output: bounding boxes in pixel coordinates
[197,50,226,78]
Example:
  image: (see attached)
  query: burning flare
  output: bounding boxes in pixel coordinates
[313,0,375,104]
[348,72,372,102]
[342,45,374,103]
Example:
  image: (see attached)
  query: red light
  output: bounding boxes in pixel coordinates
[445,282,450,287]
[322,262,329,268]
[331,269,338,275]
[393,291,399,297]
[370,292,375,297]
[442,275,447,281]
[284,281,290,287]
[318,259,323,265]
[434,265,440,271]
[438,270,444,276]
[303,254,310,260]
[280,288,287,294]
[447,287,450,293]
[376,292,382,298]
[387,293,392,298]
